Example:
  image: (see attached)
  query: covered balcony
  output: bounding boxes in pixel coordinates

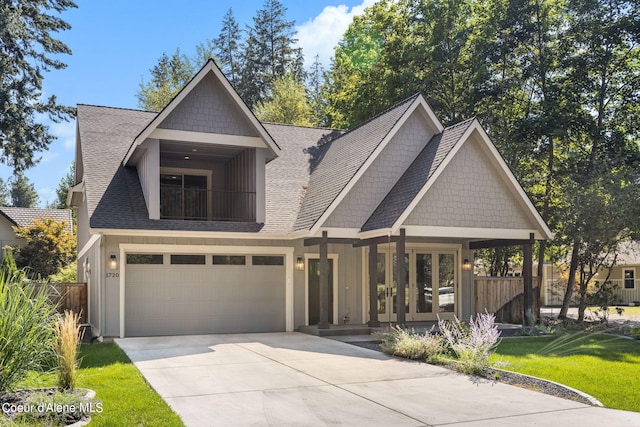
[158,141,260,222]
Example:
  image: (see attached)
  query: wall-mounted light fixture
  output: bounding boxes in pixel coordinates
[295,256,305,271]
[108,253,118,270]
[462,258,472,271]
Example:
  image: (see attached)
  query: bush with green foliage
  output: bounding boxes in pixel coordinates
[13,218,75,279]
[376,326,444,361]
[438,312,501,375]
[48,260,78,284]
[0,273,58,391]
[630,325,640,340]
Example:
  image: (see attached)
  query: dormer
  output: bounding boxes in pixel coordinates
[123,60,280,224]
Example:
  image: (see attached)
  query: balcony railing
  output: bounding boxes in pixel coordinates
[160,185,256,222]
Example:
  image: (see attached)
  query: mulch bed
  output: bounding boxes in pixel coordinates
[350,341,595,406]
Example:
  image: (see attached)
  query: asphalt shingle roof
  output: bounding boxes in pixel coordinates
[362,118,476,231]
[293,94,421,231]
[0,207,73,233]
[77,94,477,236]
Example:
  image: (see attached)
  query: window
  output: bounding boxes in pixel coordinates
[127,254,164,264]
[252,255,284,266]
[213,255,246,265]
[624,269,635,289]
[171,254,206,265]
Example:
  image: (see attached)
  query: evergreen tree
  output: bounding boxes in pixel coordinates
[0,178,9,206]
[213,8,242,87]
[10,173,39,208]
[0,0,77,172]
[50,162,75,209]
[239,0,304,107]
[308,54,327,126]
[136,49,195,111]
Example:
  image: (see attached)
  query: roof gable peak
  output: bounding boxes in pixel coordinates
[122,59,280,165]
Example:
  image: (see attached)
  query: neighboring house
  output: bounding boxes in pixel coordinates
[0,207,73,250]
[70,60,552,338]
[594,241,640,305]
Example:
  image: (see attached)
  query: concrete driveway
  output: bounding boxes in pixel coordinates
[116,333,640,426]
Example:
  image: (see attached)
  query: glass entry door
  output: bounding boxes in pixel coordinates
[373,248,458,322]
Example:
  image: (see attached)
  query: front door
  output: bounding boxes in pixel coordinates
[308,258,334,325]
[374,248,458,322]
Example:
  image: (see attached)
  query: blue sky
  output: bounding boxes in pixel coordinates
[5,0,375,206]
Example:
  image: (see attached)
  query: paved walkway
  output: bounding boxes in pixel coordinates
[116,333,640,426]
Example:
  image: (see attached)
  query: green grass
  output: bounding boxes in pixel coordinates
[490,333,640,412]
[15,343,184,426]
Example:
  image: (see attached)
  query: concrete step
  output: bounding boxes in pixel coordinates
[298,325,372,337]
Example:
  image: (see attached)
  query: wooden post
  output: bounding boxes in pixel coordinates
[368,244,380,327]
[318,231,330,329]
[522,233,534,327]
[396,229,406,325]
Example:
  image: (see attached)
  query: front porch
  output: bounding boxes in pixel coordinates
[302,229,538,332]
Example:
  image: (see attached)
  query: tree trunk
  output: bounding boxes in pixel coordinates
[558,243,579,319]
[577,270,588,322]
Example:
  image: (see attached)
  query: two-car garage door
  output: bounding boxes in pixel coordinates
[124,253,286,336]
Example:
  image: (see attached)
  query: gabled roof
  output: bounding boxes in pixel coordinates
[294,94,443,232]
[123,59,280,165]
[0,207,73,233]
[362,118,475,231]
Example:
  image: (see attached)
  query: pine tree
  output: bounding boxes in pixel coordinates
[239,0,304,107]
[0,0,77,172]
[213,8,242,87]
[10,173,39,208]
[136,49,195,111]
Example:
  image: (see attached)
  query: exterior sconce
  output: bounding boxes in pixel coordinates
[295,256,305,271]
[109,253,118,270]
[462,259,472,271]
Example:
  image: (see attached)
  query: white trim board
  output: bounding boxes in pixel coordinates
[117,243,294,338]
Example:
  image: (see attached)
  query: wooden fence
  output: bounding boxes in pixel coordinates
[33,282,87,324]
[475,277,540,324]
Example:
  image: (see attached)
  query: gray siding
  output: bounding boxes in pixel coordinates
[325,111,435,229]
[404,136,534,230]
[158,72,259,137]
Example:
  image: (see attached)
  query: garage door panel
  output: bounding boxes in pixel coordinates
[125,256,286,336]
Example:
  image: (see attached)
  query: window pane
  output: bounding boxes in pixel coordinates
[126,254,164,264]
[171,254,206,265]
[252,256,284,266]
[213,255,246,265]
[624,270,635,289]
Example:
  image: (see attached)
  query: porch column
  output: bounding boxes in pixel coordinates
[318,231,330,329]
[522,233,534,327]
[368,244,380,327]
[396,228,406,325]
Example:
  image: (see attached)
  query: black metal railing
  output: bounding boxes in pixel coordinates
[160,185,256,222]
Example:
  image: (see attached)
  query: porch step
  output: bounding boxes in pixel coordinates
[298,324,372,337]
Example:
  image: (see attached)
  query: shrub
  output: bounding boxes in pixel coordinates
[53,310,82,390]
[438,311,501,375]
[376,326,444,361]
[0,273,58,391]
[630,325,640,340]
[18,390,91,425]
[0,247,19,279]
[48,260,78,283]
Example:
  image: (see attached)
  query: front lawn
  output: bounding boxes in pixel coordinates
[490,333,640,412]
[16,343,184,426]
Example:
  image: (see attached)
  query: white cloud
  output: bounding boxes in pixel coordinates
[50,120,76,151]
[295,0,378,70]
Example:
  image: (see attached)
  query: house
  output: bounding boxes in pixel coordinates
[70,60,553,338]
[0,207,73,250]
[593,241,640,305]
